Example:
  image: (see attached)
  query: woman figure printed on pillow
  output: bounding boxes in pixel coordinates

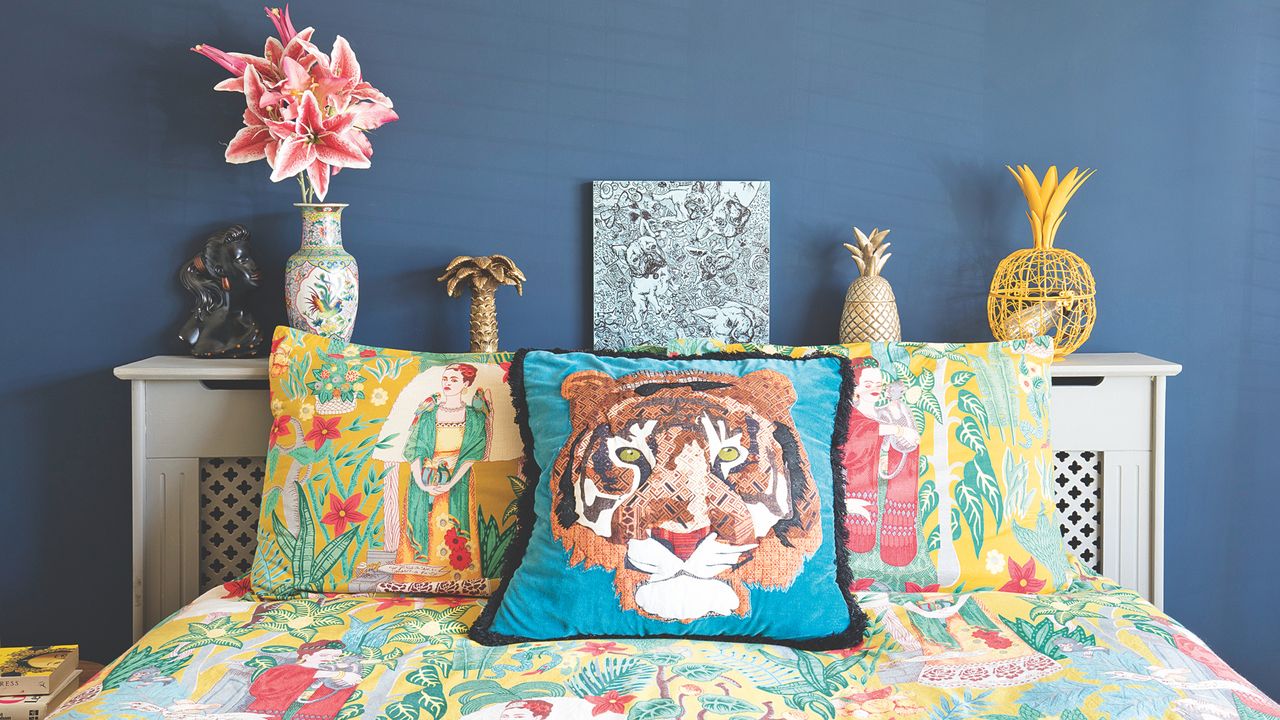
[843,363,925,570]
[401,363,492,575]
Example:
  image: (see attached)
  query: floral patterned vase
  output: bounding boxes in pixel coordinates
[285,203,359,341]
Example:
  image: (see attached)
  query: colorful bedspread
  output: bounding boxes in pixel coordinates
[53,573,1276,720]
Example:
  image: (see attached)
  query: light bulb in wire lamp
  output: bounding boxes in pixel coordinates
[988,165,1097,359]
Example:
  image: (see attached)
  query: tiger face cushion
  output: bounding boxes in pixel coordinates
[470,350,865,648]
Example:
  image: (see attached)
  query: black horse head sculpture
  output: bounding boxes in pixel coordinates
[178,224,264,358]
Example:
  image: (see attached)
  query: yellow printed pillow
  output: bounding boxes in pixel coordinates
[661,337,1071,593]
[251,327,525,598]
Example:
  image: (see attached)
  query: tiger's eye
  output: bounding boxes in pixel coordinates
[615,447,642,464]
[717,446,741,462]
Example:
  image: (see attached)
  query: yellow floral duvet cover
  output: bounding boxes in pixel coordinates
[52,569,1277,720]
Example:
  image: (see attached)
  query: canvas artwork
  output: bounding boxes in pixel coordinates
[592,180,770,349]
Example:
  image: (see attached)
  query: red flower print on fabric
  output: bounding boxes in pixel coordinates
[585,690,636,716]
[849,577,875,592]
[448,546,472,570]
[444,527,468,550]
[903,582,940,593]
[305,416,342,449]
[269,415,292,447]
[577,641,626,657]
[221,577,251,598]
[320,492,368,535]
[999,557,1047,594]
[359,349,377,357]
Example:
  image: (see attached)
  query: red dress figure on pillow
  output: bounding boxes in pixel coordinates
[842,365,921,566]
[247,640,361,720]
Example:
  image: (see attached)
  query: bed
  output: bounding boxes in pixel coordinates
[87,338,1273,719]
[52,562,1276,720]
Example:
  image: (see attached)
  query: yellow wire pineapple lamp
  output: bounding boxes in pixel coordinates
[988,165,1097,359]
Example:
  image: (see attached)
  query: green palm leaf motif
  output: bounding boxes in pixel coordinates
[166,616,253,651]
[391,606,471,645]
[451,679,566,716]
[957,388,989,435]
[1002,615,1096,660]
[1024,595,1105,626]
[566,656,655,697]
[381,649,452,720]
[627,698,680,719]
[753,649,871,720]
[311,528,359,584]
[927,688,993,720]
[100,646,191,691]
[698,694,761,715]
[255,598,361,641]
[968,352,1020,440]
[1011,513,1072,588]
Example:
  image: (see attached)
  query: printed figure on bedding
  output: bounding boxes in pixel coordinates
[246,640,360,720]
[550,368,823,622]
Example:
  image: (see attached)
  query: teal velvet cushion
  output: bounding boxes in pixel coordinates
[469,349,866,649]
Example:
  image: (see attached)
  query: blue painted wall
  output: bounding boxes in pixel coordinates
[3,0,1276,693]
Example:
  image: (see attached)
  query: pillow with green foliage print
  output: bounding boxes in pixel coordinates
[251,326,525,598]
[656,336,1073,594]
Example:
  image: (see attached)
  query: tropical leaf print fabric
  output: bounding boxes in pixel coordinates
[251,327,525,598]
[472,350,864,647]
[50,566,1279,720]
[656,337,1073,594]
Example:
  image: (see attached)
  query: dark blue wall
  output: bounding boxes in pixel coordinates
[3,0,1276,693]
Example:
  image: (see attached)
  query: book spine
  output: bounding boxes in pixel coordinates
[0,708,49,720]
[0,676,49,696]
[0,707,54,720]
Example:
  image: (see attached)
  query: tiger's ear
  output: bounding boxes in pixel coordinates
[562,370,618,437]
[736,369,796,407]
[561,369,615,401]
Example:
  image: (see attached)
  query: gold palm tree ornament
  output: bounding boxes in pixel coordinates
[988,165,1097,359]
[839,227,901,342]
[438,254,526,352]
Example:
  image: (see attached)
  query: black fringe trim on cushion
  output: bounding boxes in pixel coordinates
[468,348,868,651]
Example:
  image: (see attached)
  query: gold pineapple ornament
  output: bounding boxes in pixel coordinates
[839,227,901,343]
[438,254,526,352]
[988,165,1097,359]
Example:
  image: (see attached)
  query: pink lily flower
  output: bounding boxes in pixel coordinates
[226,109,278,167]
[261,56,352,113]
[195,27,321,94]
[197,7,394,201]
[191,44,247,75]
[269,91,370,200]
[225,68,279,166]
[330,36,395,110]
[265,5,298,44]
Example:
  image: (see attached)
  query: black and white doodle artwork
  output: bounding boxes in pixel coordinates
[591,180,770,349]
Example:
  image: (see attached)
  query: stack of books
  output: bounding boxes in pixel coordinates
[0,646,80,720]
